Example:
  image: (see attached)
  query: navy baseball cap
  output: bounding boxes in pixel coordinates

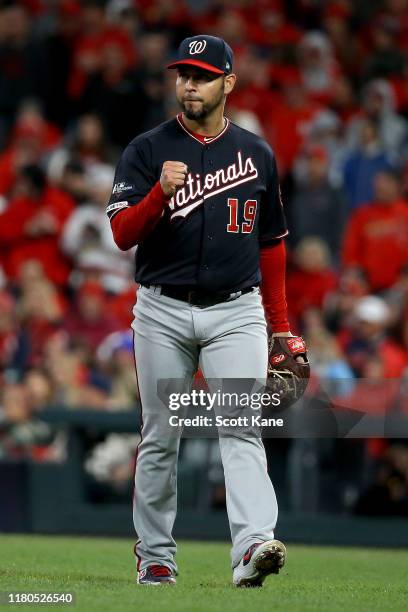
[167,35,233,75]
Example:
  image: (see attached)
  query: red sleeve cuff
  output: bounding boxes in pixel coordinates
[110,180,168,250]
[151,180,171,204]
[260,241,290,333]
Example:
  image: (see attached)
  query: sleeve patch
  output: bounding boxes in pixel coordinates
[106,201,130,214]
[112,182,135,195]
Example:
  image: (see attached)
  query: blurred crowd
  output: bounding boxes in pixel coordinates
[0,0,408,513]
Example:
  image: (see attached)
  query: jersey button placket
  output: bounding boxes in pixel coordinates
[199,145,213,281]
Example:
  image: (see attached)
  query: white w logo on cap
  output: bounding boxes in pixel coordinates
[189,40,207,55]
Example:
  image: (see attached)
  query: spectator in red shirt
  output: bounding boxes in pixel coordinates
[228,47,282,124]
[47,114,116,182]
[67,0,137,102]
[64,281,122,352]
[0,165,75,286]
[10,100,62,152]
[286,237,338,329]
[0,97,62,197]
[0,127,42,197]
[247,3,301,49]
[108,281,138,329]
[17,271,66,369]
[342,170,408,292]
[263,75,321,176]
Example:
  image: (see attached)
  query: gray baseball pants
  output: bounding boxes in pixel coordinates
[131,284,278,572]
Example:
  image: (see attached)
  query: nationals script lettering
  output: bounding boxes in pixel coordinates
[168,151,258,219]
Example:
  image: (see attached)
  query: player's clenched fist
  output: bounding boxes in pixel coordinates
[160,161,188,197]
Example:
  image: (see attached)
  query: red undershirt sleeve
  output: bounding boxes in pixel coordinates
[260,239,290,333]
[110,181,169,250]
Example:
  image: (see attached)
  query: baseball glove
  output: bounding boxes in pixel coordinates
[266,335,310,409]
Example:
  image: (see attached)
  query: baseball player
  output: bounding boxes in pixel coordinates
[107,34,308,587]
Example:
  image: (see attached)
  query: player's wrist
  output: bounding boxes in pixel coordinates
[156,180,173,202]
[272,331,293,337]
[159,181,172,197]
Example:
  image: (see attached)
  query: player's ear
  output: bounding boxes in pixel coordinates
[224,73,236,95]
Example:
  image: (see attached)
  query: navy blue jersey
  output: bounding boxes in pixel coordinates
[107,115,287,293]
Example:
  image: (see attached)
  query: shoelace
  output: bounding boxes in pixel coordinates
[149,565,172,577]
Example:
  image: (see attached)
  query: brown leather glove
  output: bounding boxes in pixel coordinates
[266,335,310,409]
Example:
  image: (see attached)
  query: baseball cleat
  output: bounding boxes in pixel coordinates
[137,564,176,586]
[233,539,286,587]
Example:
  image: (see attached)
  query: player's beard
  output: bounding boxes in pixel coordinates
[179,85,225,121]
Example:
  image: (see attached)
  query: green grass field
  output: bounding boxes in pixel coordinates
[0,535,407,611]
